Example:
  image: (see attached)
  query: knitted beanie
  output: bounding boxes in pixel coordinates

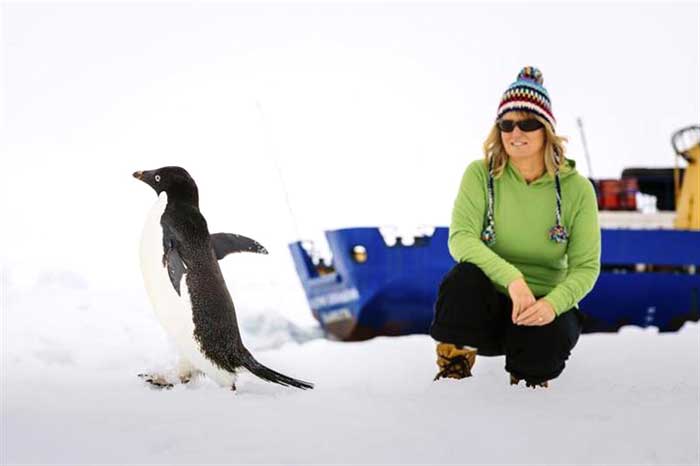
[496,66,556,130]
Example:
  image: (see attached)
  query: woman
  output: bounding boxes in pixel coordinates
[430,66,601,388]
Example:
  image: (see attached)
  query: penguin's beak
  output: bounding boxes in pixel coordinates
[133,170,159,194]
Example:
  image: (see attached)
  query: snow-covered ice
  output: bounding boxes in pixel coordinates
[3,270,698,465]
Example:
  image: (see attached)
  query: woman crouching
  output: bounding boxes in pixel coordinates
[430,66,601,388]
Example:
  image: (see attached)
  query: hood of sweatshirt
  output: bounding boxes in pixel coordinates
[506,158,578,186]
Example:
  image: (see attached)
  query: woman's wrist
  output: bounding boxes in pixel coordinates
[507,276,525,290]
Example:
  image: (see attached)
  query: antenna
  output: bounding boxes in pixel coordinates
[576,117,594,178]
[255,100,302,241]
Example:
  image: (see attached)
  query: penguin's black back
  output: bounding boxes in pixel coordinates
[161,200,246,371]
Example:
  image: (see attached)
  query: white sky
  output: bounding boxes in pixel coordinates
[2,1,699,291]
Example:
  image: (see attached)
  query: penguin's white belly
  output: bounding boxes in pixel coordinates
[139,192,235,387]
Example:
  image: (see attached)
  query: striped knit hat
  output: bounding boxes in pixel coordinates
[496,66,556,130]
[481,66,569,246]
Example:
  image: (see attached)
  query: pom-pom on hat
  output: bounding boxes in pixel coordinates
[496,66,556,130]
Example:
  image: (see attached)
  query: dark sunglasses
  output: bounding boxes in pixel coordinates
[498,118,544,133]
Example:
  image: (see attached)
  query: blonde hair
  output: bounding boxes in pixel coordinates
[482,111,569,178]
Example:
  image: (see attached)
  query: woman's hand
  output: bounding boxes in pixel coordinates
[507,278,536,324]
[516,299,557,326]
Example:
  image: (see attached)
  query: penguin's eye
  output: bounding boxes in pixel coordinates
[155,175,161,183]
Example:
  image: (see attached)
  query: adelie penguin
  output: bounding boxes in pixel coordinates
[133,166,313,391]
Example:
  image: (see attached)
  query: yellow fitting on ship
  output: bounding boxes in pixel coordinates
[674,141,700,230]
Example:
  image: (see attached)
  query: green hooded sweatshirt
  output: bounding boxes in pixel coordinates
[448,158,601,315]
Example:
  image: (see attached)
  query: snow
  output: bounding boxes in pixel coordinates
[3,271,699,465]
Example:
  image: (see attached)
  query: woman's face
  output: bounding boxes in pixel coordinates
[499,111,546,161]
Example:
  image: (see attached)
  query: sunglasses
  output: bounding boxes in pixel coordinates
[498,118,544,133]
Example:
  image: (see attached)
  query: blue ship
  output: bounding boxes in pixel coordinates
[289,227,700,340]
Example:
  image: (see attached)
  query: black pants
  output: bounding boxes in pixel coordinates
[430,262,584,385]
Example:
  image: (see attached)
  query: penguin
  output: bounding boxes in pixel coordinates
[133,166,313,391]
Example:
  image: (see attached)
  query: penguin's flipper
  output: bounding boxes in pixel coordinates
[165,247,187,296]
[161,225,187,296]
[210,233,268,260]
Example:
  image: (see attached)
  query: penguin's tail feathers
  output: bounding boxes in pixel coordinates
[240,351,314,390]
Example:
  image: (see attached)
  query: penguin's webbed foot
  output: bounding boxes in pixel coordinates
[178,371,202,384]
[176,366,202,385]
[138,373,174,390]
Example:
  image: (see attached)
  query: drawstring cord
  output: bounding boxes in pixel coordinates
[481,154,569,246]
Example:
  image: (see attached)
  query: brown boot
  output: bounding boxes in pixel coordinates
[509,374,549,388]
[434,343,477,381]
